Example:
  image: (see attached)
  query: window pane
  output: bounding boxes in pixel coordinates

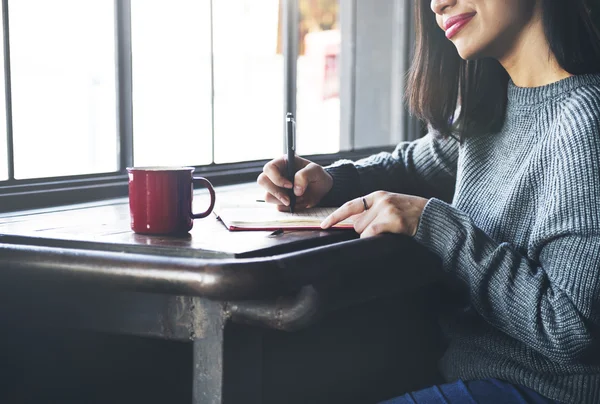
[297,0,340,155]
[131,0,212,167]
[0,4,7,180]
[213,0,284,164]
[10,0,118,179]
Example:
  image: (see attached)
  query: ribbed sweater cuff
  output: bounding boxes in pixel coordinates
[319,162,361,207]
[413,197,467,258]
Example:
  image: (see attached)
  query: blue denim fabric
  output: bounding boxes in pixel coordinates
[380,379,559,404]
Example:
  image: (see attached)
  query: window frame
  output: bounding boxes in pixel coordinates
[0,0,412,213]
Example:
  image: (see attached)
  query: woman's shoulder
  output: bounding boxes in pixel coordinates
[547,75,600,149]
[539,77,600,226]
[558,74,600,123]
[535,76,600,173]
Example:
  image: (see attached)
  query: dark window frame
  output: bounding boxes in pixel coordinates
[0,0,407,213]
[0,148,391,213]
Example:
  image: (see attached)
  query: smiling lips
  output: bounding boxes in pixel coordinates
[444,12,476,39]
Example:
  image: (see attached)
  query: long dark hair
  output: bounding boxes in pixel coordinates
[407,0,600,141]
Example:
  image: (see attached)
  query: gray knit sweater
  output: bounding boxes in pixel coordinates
[321,74,600,403]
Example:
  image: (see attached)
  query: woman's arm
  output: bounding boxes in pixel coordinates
[413,112,600,364]
[415,199,600,364]
[319,131,459,206]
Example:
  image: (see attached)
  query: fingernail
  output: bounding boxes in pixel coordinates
[283,182,293,189]
[294,186,302,196]
[282,197,289,206]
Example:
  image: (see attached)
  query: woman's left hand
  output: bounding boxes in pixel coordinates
[320,191,429,238]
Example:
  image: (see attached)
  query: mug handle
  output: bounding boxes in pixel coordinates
[191,177,216,219]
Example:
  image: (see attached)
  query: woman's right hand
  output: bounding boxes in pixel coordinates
[257,155,333,211]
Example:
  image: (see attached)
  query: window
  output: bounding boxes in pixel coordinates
[131,0,342,165]
[131,0,213,167]
[10,0,118,179]
[296,0,340,155]
[212,0,285,163]
[0,0,408,212]
[131,0,341,165]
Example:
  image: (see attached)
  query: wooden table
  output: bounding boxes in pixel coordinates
[0,183,446,404]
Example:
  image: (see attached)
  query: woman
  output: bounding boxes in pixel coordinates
[258,0,600,402]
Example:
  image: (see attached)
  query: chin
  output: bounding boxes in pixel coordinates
[452,36,496,61]
[453,42,485,61]
[454,48,474,60]
[458,50,480,60]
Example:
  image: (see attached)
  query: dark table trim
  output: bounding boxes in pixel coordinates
[0,233,436,300]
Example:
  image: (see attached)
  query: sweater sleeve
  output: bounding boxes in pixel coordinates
[413,113,600,365]
[319,131,459,207]
[414,199,600,364]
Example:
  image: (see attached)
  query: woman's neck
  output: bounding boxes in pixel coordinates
[497,8,572,88]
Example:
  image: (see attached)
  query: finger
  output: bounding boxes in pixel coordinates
[276,198,309,212]
[264,192,285,206]
[293,162,322,196]
[265,193,307,208]
[273,195,308,210]
[361,192,378,211]
[320,198,366,229]
[360,217,391,238]
[263,157,293,189]
[300,196,318,209]
[292,196,309,209]
[352,207,378,234]
[257,173,290,206]
[291,191,318,209]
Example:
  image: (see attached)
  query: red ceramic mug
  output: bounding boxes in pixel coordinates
[127,167,216,235]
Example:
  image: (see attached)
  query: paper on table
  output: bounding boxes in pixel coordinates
[214,200,355,231]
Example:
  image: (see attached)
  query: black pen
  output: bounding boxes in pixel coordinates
[285,112,296,213]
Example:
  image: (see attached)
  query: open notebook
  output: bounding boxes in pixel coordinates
[214,200,355,231]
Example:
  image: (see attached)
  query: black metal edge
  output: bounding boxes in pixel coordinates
[0,232,432,300]
[0,241,283,300]
[227,285,321,332]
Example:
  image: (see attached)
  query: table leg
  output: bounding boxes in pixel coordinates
[191,298,226,404]
[190,298,264,404]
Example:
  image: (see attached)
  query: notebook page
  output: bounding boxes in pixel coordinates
[215,201,354,227]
